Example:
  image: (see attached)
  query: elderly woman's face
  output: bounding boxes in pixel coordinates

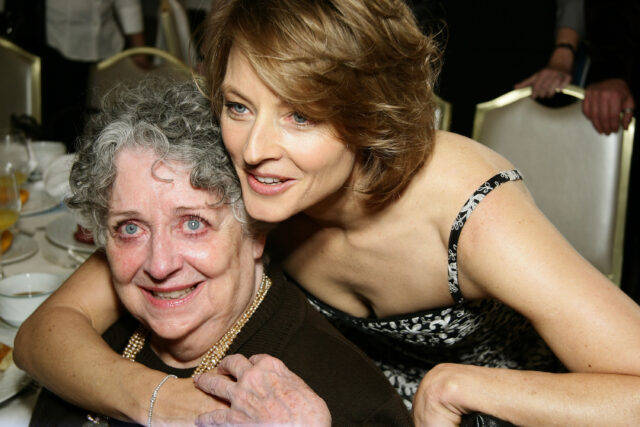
[105,147,264,342]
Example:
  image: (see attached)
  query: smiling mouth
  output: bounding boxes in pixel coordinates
[152,284,199,300]
[254,175,284,185]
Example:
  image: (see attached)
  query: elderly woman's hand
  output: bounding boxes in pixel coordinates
[194,354,331,426]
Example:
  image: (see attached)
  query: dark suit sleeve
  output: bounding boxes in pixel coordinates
[585,0,640,84]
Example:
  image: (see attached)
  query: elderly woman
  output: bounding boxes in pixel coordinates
[26,79,411,426]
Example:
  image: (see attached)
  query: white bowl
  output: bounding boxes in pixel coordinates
[0,272,67,327]
[30,141,67,172]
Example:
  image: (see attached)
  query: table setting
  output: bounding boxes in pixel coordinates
[0,132,95,425]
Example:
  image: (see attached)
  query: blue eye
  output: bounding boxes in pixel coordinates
[124,223,138,235]
[228,102,248,114]
[292,112,308,124]
[184,217,204,232]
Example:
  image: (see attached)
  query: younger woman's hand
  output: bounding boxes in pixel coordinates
[412,363,467,427]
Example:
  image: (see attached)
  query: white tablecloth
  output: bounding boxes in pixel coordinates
[0,183,80,426]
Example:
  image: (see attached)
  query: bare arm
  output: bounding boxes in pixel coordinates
[413,179,640,426]
[14,252,223,424]
[514,27,579,98]
[416,365,640,426]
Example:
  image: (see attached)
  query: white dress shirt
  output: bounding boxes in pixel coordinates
[46,0,143,62]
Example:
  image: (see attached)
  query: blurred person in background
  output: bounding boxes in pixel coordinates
[408,0,584,137]
[583,0,640,304]
[513,0,585,98]
[42,0,149,151]
[1,0,149,148]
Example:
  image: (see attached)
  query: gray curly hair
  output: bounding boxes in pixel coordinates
[66,78,248,247]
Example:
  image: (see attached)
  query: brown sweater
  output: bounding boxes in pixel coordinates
[30,265,412,426]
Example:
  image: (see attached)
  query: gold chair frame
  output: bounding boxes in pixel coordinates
[0,37,42,125]
[89,47,194,110]
[472,85,634,286]
[159,0,197,66]
[160,0,182,61]
[95,46,191,74]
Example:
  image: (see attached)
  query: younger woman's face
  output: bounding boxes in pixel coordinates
[219,46,357,223]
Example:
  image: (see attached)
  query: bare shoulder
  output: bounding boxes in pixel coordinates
[426,135,613,304]
[409,133,640,372]
[409,131,524,232]
[427,131,515,186]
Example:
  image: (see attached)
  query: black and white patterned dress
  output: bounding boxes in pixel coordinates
[300,171,565,409]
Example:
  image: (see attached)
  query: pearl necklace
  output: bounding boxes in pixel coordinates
[121,273,272,377]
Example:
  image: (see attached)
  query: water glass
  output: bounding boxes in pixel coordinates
[0,162,22,278]
[0,130,36,185]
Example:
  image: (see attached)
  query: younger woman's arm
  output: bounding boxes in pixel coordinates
[413,178,640,426]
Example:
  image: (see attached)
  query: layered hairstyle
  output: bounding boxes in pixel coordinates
[67,78,249,247]
[202,0,442,208]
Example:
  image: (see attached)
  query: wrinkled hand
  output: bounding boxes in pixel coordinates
[194,354,331,426]
[583,78,635,134]
[514,67,572,99]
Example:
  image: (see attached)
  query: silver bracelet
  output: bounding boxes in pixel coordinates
[148,374,177,427]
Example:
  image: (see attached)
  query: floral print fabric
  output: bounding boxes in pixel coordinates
[303,170,565,409]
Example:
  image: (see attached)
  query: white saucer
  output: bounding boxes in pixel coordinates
[45,214,97,253]
[21,188,61,216]
[1,234,38,265]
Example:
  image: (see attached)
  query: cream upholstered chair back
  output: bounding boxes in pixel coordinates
[0,37,41,129]
[434,94,452,131]
[87,47,193,109]
[472,85,634,286]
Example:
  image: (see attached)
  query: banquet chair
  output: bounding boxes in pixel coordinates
[434,94,452,131]
[0,37,41,129]
[157,0,198,67]
[472,85,634,286]
[87,47,193,109]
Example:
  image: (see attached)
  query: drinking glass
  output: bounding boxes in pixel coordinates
[0,130,35,185]
[0,163,21,278]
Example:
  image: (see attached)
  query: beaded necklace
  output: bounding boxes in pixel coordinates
[122,272,272,376]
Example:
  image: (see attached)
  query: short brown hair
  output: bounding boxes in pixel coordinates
[202,0,442,208]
